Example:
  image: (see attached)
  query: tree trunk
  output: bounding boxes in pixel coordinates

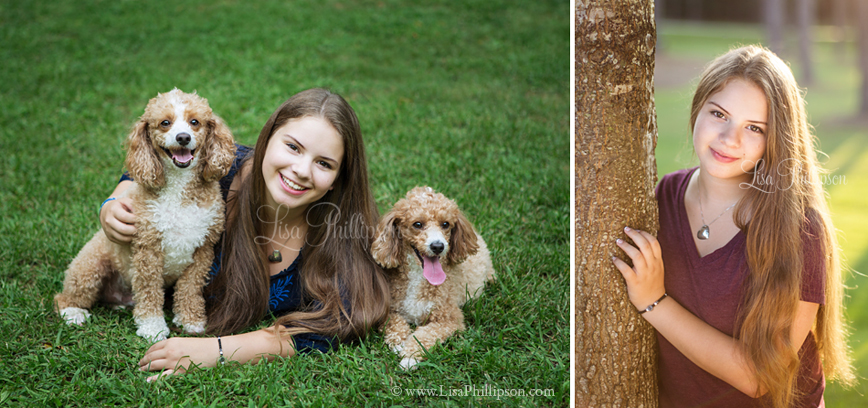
[575,0,660,407]
[796,0,815,85]
[858,0,868,117]
[765,0,785,55]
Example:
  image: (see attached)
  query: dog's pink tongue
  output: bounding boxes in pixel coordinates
[172,148,193,162]
[422,256,446,286]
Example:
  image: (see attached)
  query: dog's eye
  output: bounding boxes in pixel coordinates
[441,222,450,229]
[160,120,171,127]
[412,222,423,229]
[190,119,199,126]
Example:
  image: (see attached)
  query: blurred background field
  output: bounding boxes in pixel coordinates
[655,18,868,406]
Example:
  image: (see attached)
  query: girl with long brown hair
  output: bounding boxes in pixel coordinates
[612,45,854,407]
[100,88,389,380]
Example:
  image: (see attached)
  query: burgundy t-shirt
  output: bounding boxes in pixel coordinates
[656,168,826,408]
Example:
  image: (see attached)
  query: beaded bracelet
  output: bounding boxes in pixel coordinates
[638,293,668,314]
[217,336,226,365]
[99,197,117,214]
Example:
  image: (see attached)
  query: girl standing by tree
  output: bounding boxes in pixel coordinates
[613,45,854,407]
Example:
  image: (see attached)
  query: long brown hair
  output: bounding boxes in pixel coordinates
[205,88,390,347]
[689,45,854,407]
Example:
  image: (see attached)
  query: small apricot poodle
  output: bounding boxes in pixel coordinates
[372,187,496,369]
[54,89,236,342]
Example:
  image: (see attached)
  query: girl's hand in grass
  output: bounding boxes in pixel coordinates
[611,226,666,313]
[138,337,218,382]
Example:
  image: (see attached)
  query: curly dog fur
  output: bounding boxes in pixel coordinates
[54,89,236,342]
[372,186,496,369]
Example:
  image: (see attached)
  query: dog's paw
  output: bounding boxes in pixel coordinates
[183,322,205,335]
[390,342,404,354]
[59,307,91,325]
[135,316,170,342]
[172,315,206,334]
[399,357,420,370]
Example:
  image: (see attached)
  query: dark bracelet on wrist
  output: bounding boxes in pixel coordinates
[217,336,226,365]
[638,293,668,314]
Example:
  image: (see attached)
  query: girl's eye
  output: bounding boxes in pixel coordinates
[318,160,333,169]
[711,110,725,119]
[160,120,171,127]
[748,125,764,134]
[441,222,450,229]
[287,143,299,152]
[190,119,199,126]
[412,222,423,229]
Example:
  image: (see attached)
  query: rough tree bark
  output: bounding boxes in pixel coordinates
[575,0,660,407]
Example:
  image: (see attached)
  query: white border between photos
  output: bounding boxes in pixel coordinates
[569,1,576,407]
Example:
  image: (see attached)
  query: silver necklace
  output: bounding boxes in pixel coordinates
[697,193,738,240]
[267,227,296,263]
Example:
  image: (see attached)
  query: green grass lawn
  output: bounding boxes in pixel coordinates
[0,1,568,406]
[656,20,868,407]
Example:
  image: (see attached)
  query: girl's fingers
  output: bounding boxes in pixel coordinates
[611,256,635,283]
[139,355,168,371]
[624,227,654,264]
[115,201,137,224]
[146,369,174,383]
[636,229,662,260]
[112,218,137,236]
[616,239,647,270]
[139,342,168,368]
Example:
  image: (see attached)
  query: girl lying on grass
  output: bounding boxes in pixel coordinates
[101,88,389,381]
[612,45,854,407]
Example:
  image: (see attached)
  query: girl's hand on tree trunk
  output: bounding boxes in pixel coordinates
[612,226,666,314]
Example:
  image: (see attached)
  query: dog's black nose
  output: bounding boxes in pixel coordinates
[430,242,445,255]
[176,133,191,146]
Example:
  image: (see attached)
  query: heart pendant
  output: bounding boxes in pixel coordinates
[697,225,710,240]
[268,249,283,263]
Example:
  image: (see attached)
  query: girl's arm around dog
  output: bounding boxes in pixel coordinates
[100,180,137,244]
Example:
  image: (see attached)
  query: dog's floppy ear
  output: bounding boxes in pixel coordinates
[371,208,403,269]
[125,119,165,189]
[200,115,236,182]
[446,210,479,266]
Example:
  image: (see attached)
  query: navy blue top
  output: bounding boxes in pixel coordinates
[120,144,335,354]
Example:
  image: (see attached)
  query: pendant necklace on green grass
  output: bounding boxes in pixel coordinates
[697,193,738,241]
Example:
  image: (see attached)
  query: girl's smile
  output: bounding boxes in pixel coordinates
[279,172,309,195]
[709,147,738,163]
